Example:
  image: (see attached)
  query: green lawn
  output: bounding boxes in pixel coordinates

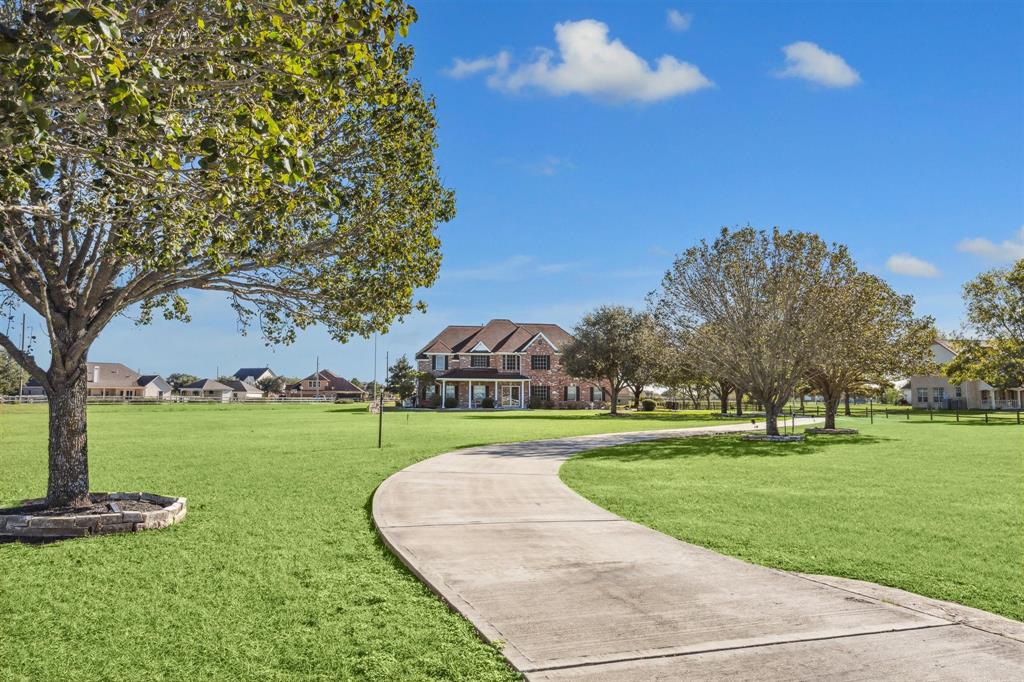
[0,403,737,682]
[561,416,1024,621]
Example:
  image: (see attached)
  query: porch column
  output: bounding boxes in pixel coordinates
[520,380,525,408]
[494,380,498,407]
[441,379,446,409]
[468,381,473,409]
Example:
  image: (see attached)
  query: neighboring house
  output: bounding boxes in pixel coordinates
[415,319,606,409]
[903,340,1022,410]
[179,379,234,402]
[222,379,264,400]
[232,367,276,385]
[286,370,366,400]
[23,362,171,399]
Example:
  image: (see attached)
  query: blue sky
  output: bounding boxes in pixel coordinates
[33,1,1024,380]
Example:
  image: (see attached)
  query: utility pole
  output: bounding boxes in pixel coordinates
[379,350,387,448]
[315,355,320,401]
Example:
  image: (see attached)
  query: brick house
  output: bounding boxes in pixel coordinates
[415,319,607,408]
[286,370,367,400]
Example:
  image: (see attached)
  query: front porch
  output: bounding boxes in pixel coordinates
[421,369,532,409]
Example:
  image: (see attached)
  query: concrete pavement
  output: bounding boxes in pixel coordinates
[372,421,1024,680]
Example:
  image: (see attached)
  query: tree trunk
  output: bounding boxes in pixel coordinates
[609,383,619,414]
[46,363,91,508]
[764,403,780,436]
[719,383,730,414]
[825,396,841,430]
[632,385,641,409]
[736,391,743,416]
[843,392,851,416]
[799,393,805,412]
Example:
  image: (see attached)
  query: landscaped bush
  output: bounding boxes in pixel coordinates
[481,396,495,408]
[641,399,657,412]
[529,397,543,409]
[444,396,458,409]
[559,401,587,410]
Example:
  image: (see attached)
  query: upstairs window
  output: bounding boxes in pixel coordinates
[531,355,550,370]
[502,355,520,371]
[470,355,489,368]
[431,355,446,371]
[309,380,321,389]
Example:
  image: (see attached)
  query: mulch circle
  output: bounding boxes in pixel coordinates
[0,492,187,542]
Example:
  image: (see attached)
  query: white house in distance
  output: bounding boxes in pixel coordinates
[232,367,276,385]
[903,340,1022,410]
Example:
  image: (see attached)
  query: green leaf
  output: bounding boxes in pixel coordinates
[38,161,56,179]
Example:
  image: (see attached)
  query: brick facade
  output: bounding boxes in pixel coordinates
[416,335,606,409]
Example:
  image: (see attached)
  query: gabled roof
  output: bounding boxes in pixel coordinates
[221,379,262,393]
[233,367,274,380]
[289,370,366,393]
[182,379,233,392]
[417,320,574,358]
[138,375,171,391]
[84,362,141,388]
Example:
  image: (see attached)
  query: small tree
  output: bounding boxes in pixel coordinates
[623,313,671,409]
[0,2,452,507]
[386,355,417,400]
[256,376,285,395]
[166,373,199,392]
[563,306,646,415]
[806,272,934,429]
[651,227,853,435]
[0,349,21,395]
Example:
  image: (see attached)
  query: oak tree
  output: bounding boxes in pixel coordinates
[0,1,453,507]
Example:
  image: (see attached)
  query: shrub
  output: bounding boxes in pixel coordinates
[529,397,543,409]
[544,399,555,409]
[444,396,458,409]
[642,399,656,412]
[481,396,495,408]
[560,400,585,410]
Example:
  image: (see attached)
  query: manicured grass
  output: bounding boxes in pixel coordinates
[0,403,737,681]
[561,417,1024,621]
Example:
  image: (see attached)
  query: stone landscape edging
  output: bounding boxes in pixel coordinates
[0,492,187,540]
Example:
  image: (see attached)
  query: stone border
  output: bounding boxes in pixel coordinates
[742,434,806,442]
[805,427,860,435]
[0,492,187,540]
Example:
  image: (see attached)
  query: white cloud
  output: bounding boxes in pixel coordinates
[956,227,1024,263]
[444,51,510,79]
[442,255,579,282]
[777,41,861,87]
[666,9,693,32]
[886,253,940,278]
[451,19,712,103]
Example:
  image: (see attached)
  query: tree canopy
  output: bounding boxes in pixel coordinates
[562,305,646,414]
[385,354,417,399]
[0,0,453,506]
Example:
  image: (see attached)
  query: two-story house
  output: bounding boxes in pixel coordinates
[902,339,1022,410]
[286,370,367,400]
[415,319,607,408]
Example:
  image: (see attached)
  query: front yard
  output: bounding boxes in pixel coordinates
[561,417,1024,622]
[0,403,734,681]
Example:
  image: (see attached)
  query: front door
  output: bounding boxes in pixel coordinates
[500,385,521,408]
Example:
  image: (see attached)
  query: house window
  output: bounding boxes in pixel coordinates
[531,355,550,370]
[432,355,446,371]
[309,380,321,389]
[955,386,962,398]
[471,355,489,368]
[531,385,550,401]
[424,384,436,398]
[933,387,945,403]
[916,388,928,403]
[472,384,487,402]
[445,383,457,400]
[502,355,520,371]
[566,385,579,401]
[591,386,604,401]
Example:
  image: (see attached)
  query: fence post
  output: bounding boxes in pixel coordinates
[869,400,873,424]
[985,412,989,424]
[956,406,959,422]
[1018,410,1021,425]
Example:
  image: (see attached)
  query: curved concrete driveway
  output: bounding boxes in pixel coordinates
[372,421,1024,680]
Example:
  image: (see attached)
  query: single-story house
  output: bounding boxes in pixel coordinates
[22,362,171,399]
[222,379,264,400]
[179,378,234,402]
[903,339,1022,410]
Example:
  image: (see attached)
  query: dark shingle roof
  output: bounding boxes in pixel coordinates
[436,368,530,380]
[288,370,366,393]
[233,367,274,380]
[183,379,233,391]
[417,320,573,358]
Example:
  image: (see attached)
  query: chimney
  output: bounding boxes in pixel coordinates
[90,366,99,383]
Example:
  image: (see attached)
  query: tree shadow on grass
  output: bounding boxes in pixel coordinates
[571,433,894,463]
[459,412,746,423]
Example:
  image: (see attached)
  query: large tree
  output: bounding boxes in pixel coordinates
[563,305,647,415]
[166,372,198,391]
[622,313,670,409]
[806,272,934,429]
[0,348,21,395]
[944,259,1024,391]
[0,1,453,507]
[651,227,854,435]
